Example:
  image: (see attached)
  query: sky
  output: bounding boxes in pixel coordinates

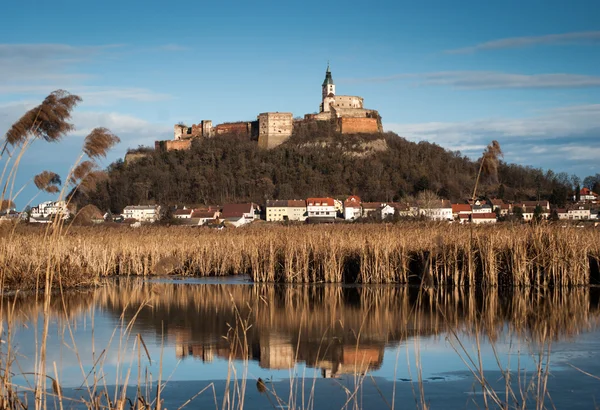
[1,0,599,209]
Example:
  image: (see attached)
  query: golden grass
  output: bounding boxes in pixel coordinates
[1,223,599,290]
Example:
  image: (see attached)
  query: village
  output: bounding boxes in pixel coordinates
[6,186,598,227]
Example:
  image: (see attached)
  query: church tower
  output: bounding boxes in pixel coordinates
[321,63,336,112]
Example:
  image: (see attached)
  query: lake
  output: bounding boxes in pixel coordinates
[3,277,600,409]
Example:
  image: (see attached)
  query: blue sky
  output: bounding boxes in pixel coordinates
[1,0,599,208]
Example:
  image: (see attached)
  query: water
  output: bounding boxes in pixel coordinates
[3,277,600,409]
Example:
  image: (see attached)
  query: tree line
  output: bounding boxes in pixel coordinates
[72,126,580,213]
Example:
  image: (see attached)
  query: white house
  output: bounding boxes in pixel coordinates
[471,213,497,224]
[361,202,384,218]
[307,198,336,219]
[381,204,396,220]
[266,200,307,222]
[574,188,598,202]
[421,200,453,221]
[191,209,221,225]
[173,208,193,219]
[221,203,260,227]
[343,196,362,220]
[568,206,591,220]
[122,205,162,222]
[30,200,71,222]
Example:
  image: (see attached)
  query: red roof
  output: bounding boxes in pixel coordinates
[191,210,218,218]
[174,209,192,216]
[307,198,334,206]
[221,203,256,218]
[344,195,361,208]
[452,204,472,213]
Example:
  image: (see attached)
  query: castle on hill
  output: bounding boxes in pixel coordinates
[154,65,383,152]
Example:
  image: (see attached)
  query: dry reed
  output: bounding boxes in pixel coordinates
[1,223,599,290]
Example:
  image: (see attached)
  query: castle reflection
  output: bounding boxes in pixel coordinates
[4,280,600,378]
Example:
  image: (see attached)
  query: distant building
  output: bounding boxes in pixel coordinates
[343,196,362,220]
[420,200,453,221]
[265,200,307,222]
[471,213,497,224]
[122,205,162,223]
[221,203,260,227]
[257,112,294,149]
[306,198,336,219]
[306,64,382,134]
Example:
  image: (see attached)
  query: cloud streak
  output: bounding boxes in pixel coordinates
[446,30,600,54]
[384,104,600,176]
[341,71,600,89]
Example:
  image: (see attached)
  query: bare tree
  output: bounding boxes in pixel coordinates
[472,140,503,201]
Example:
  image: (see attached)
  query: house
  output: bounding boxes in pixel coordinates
[568,206,591,220]
[452,204,472,220]
[30,200,71,219]
[343,196,362,220]
[380,204,396,220]
[173,208,193,219]
[221,203,260,227]
[522,201,550,211]
[191,209,221,225]
[390,202,415,218]
[306,198,336,220]
[472,203,493,214]
[555,209,569,220]
[576,188,599,202]
[266,200,307,222]
[0,210,20,222]
[361,202,384,218]
[471,213,497,224]
[122,205,162,222]
[420,200,453,221]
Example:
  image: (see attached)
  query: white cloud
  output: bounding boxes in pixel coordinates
[421,72,600,89]
[0,43,171,104]
[156,44,190,52]
[384,104,600,175]
[446,30,600,54]
[341,71,600,89]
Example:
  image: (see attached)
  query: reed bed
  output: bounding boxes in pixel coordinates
[1,223,600,290]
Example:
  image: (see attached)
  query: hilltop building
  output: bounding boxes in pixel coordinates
[153,64,382,152]
[306,64,383,134]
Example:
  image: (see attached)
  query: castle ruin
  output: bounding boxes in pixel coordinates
[154,65,382,152]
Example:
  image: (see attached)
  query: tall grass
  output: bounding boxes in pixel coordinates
[2,223,599,290]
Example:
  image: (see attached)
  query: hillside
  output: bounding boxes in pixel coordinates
[76,127,572,213]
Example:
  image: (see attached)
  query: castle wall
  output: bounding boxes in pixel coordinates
[214,122,252,137]
[338,117,380,134]
[257,112,293,149]
[155,139,192,152]
[124,152,150,164]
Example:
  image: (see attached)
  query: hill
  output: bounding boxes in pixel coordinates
[75,126,572,213]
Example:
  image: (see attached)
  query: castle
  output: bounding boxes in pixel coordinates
[155,65,382,152]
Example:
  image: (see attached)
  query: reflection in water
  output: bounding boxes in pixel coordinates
[3,279,600,382]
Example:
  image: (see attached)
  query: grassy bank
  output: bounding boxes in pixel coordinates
[2,223,600,290]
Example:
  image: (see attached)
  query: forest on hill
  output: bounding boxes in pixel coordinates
[74,124,575,213]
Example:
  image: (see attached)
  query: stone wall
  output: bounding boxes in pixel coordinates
[124,152,150,164]
[338,117,380,134]
[155,139,192,152]
[257,112,293,149]
[214,122,252,137]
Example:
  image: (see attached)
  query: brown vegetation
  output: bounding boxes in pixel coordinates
[1,223,599,290]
